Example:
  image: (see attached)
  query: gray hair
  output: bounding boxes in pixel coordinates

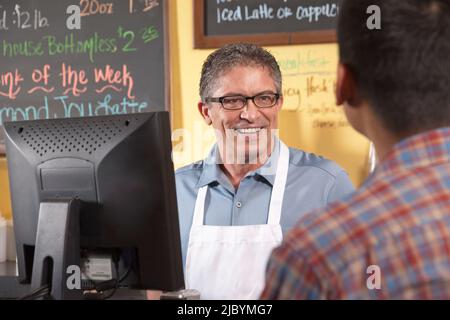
[199,43,282,100]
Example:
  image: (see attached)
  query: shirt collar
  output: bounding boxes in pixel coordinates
[251,137,281,186]
[196,137,283,188]
[196,145,225,188]
[374,127,450,179]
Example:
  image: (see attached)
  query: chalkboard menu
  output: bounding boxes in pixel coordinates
[0,0,168,153]
[194,0,342,48]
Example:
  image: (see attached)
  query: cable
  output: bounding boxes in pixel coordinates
[96,260,132,299]
[81,251,136,300]
[82,258,120,300]
[31,290,51,300]
[19,253,130,300]
[19,285,49,300]
[101,259,120,300]
[119,265,132,283]
[101,281,118,300]
[18,284,50,300]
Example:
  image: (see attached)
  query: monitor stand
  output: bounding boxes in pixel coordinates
[31,199,83,300]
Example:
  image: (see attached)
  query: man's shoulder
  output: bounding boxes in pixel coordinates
[282,179,383,267]
[174,161,205,188]
[281,195,361,267]
[288,147,346,178]
[175,160,204,176]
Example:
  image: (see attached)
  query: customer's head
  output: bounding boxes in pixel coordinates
[336,0,450,137]
[198,43,283,165]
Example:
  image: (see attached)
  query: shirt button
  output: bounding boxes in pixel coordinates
[236,201,242,208]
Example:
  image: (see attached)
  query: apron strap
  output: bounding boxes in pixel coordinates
[267,142,290,225]
[192,185,208,226]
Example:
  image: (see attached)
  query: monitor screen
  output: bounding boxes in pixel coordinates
[3,112,184,299]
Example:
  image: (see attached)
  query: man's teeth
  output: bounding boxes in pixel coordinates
[235,128,262,134]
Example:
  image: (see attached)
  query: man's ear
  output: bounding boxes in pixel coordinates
[336,63,359,107]
[198,101,212,125]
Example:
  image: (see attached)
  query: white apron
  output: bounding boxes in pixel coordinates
[185,142,289,300]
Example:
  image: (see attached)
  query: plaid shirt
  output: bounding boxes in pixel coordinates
[261,127,450,299]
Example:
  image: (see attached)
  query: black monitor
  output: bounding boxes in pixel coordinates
[3,112,184,299]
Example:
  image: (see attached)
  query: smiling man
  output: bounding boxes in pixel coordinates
[175,43,354,300]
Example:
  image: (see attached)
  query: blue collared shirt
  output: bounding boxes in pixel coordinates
[175,139,355,268]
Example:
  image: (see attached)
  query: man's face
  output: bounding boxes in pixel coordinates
[200,65,283,165]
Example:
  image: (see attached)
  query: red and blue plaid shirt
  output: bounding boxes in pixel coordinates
[261,127,450,299]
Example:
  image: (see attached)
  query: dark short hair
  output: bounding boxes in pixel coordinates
[338,0,450,135]
[199,43,282,100]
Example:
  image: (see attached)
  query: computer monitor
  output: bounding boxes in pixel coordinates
[3,112,184,299]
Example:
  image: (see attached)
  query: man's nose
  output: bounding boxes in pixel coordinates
[239,99,259,122]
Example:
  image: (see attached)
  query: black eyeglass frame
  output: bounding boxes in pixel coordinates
[203,93,281,110]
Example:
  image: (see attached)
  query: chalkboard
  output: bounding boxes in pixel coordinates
[194,0,342,48]
[0,0,169,154]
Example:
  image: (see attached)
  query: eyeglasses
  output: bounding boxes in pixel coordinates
[204,93,281,110]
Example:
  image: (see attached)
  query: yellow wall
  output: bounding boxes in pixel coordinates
[0,0,371,219]
[0,158,11,219]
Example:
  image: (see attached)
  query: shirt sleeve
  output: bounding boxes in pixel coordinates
[174,171,196,271]
[327,170,355,203]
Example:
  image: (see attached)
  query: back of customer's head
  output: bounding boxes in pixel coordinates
[338,0,450,136]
